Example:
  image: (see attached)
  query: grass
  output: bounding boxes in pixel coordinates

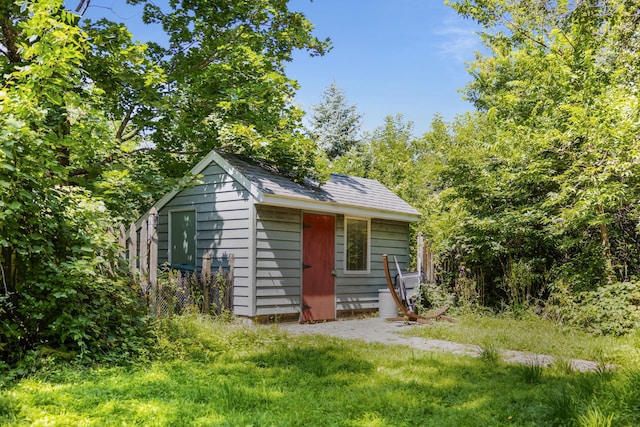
[479,341,501,364]
[1,314,639,426]
[405,312,640,366]
[518,359,544,384]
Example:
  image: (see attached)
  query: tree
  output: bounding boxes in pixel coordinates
[2,0,331,216]
[0,0,330,368]
[0,0,169,218]
[421,111,561,304]
[308,81,363,159]
[131,0,331,183]
[1,0,148,367]
[440,0,640,293]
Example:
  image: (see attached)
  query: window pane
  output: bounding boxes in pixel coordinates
[346,218,368,271]
[171,211,196,265]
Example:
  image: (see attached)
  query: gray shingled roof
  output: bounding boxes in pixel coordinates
[220,152,421,219]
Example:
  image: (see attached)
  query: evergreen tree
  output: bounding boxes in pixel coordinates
[309,81,363,159]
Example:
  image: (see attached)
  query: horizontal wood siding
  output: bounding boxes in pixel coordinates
[335,216,410,311]
[254,206,302,316]
[156,163,253,316]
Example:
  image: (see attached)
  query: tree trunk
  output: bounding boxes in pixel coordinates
[598,205,614,284]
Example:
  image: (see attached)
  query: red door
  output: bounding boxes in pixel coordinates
[302,213,336,321]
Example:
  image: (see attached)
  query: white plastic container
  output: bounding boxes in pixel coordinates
[378,288,398,319]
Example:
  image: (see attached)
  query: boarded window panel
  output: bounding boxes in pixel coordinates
[345,217,369,272]
[170,210,196,265]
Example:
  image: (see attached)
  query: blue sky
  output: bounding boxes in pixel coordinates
[287,0,481,135]
[78,0,481,136]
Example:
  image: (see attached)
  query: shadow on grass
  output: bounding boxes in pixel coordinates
[249,341,375,376]
[2,334,635,426]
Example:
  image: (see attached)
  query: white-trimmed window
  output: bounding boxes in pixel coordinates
[344,216,370,273]
[169,210,197,266]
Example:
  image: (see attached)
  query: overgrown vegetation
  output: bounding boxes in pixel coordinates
[426,0,640,323]
[0,0,151,371]
[407,313,640,367]
[147,266,234,318]
[0,187,150,374]
[1,0,329,373]
[2,5,640,424]
[1,315,638,426]
[332,1,640,336]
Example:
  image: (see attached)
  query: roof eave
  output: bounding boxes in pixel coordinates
[260,194,421,222]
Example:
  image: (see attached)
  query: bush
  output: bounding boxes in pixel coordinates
[1,187,150,373]
[418,282,457,312]
[147,265,234,318]
[547,280,640,336]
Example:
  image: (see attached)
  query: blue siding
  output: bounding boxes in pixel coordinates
[254,206,302,316]
[335,216,410,311]
[157,163,253,316]
[155,162,413,319]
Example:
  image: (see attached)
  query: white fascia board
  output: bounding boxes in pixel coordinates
[259,194,421,223]
[136,150,263,227]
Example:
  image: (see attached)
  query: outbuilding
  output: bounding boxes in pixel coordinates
[147,150,421,321]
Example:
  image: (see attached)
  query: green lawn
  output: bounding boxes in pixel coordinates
[405,312,640,366]
[1,315,639,426]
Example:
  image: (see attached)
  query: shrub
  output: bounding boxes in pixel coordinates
[418,282,457,311]
[1,187,150,373]
[148,265,234,318]
[547,280,640,336]
[499,259,534,310]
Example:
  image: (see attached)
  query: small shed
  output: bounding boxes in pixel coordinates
[147,150,421,321]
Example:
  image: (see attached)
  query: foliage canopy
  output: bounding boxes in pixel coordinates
[403,0,640,329]
[130,0,331,184]
[333,1,640,334]
[0,0,329,369]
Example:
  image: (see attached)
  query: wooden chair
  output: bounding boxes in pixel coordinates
[382,254,454,324]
